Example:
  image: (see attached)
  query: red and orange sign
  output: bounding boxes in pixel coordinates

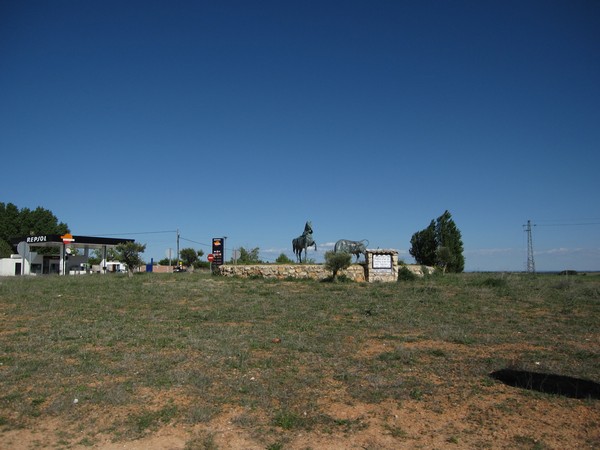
[61,233,75,244]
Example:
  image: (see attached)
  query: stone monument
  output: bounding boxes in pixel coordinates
[365,249,398,282]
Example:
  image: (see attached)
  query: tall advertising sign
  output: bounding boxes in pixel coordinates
[212,238,224,266]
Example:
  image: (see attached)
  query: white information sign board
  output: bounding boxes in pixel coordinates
[372,254,392,269]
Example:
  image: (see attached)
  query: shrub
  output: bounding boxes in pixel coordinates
[559,270,578,276]
[480,277,508,288]
[275,253,294,264]
[398,266,417,281]
[324,251,352,281]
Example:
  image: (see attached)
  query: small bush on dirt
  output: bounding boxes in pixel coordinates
[273,410,304,430]
[480,277,508,288]
[398,266,417,281]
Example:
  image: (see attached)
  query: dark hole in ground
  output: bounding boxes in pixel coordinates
[490,369,600,399]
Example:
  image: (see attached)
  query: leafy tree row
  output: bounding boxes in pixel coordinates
[0,202,69,257]
[230,248,297,264]
[156,248,207,268]
[231,247,262,264]
[409,210,464,273]
[220,248,296,265]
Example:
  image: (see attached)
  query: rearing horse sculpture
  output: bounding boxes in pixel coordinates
[292,221,317,263]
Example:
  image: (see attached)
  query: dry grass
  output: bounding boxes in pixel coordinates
[0,271,598,449]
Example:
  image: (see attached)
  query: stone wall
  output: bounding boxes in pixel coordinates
[218,258,434,282]
[218,264,366,281]
[401,264,435,277]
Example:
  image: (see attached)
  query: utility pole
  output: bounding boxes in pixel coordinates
[524,220,535,274]
[176,229,180,266]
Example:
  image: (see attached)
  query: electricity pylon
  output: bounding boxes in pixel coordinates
[524,220,535,273]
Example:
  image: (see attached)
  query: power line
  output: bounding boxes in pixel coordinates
[179,237,211,248]
[92,230,214,254]
[535,222,600,227]
[93,230,177,236]
[94,231,210,244]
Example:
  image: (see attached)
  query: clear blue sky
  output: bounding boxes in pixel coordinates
[2,1,599,271]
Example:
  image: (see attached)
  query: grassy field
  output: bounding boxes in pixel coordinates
[0,271,598,449]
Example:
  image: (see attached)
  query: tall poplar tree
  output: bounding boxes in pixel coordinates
[435,210,465,272]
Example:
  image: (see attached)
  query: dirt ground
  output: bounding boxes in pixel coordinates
[3,342,599,450]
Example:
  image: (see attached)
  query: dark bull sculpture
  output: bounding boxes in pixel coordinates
[334,239,369,262]
[292,221,317,263]
[333,239,369,261]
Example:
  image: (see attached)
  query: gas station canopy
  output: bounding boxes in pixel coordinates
[12,233,134,250]
[6,233,136,276]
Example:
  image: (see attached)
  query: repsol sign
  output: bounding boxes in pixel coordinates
[26,235,48,243]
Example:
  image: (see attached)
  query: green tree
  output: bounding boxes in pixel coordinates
[409,210,464,273]
[275,253,294,264]
[436,246,453,274]
[0,239,12,259]
[236,247,262,264]
[115,241,146,277]
[0,202,69,257]
[324,251,352,281]
[435,211,464,272]
[88,248,118,265]
[180,247,205,268]
[409,220,437,267]
[0,203,21,249]
[20,206,69,237]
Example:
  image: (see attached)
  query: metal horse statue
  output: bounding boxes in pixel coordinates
[292,221,317,263]
[334,239,369,262]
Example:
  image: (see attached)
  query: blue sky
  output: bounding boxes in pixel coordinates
[1,0,599,271]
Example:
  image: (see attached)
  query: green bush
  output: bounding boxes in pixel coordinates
[324,251,352,281]
[480,277,508,288]
[398,266,417,281]
[275,253,294,264]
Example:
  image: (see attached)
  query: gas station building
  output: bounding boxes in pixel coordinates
[0,233,135,276]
